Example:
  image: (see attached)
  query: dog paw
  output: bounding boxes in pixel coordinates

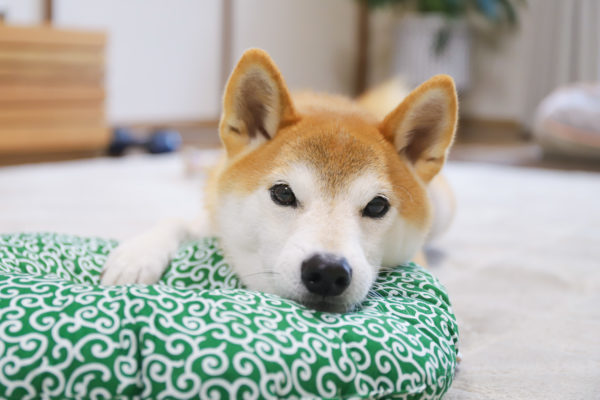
[100,236,171,285]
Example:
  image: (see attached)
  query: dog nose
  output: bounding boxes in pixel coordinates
[301,253,352,296]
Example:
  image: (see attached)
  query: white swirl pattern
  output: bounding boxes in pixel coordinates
[0,233,458,399]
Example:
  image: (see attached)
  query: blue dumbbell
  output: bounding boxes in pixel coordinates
[108,127,182,156]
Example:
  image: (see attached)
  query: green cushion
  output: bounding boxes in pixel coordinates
[0,233,458,399]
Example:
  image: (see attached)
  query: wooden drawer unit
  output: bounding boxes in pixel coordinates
[0,25,109,155]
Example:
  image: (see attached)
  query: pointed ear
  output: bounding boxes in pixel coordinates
[219,48,297,157]
[381,75,458,183]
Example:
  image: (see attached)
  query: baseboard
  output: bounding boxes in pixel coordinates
[457,117,527,144]
[121,118,221,149]
[123,118,219,132]
[0,149,105,166]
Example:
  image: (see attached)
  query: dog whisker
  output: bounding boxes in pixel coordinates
[366,290,384,303]
[238,271,281,279]
[289,241,309,255]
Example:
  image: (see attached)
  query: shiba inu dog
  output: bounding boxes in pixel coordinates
[101,49,458,312]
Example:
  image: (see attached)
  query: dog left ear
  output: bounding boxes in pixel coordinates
[220,48,297,157]
[380,75,458,183]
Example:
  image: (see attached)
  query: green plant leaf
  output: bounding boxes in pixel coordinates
[497,0,518,25]
[363,0,525,28]
[433,25,452,55]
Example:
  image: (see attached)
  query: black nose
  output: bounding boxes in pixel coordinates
[301,253,352,296]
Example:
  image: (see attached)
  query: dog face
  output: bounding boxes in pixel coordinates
[214,49,457,312]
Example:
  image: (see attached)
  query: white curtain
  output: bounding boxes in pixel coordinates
[520,0,600,125]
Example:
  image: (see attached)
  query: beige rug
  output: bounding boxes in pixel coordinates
[1,153,599,399]
[435,162,600,399]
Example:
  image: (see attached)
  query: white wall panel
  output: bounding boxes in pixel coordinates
[232,0,358,96]
[54,0,222,124]
[0,0,43,24]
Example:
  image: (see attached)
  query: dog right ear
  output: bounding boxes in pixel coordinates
[219,49,297,157]
[380,75,458,184]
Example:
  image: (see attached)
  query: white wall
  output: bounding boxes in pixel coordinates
[1,0,359,124]
[6,0,594,128]
[53,0,222,124]
[460,29,530,121]
[0,0,43,24]
[232,0,358,96]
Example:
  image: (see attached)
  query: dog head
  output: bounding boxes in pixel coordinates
[214,49,457,312]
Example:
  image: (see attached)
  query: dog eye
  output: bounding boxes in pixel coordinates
[362,196,390,219]
[269,184,297,207]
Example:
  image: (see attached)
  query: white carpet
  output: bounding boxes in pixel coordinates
[0,153,216,239]
[1,154,599,398]
[435,162,600,399]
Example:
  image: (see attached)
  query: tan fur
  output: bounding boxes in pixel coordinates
[380,77,458,183]
[219,49,298,158]
[357,78,410,121]
[207,49,458,241]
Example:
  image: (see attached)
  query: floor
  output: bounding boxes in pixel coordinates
[2,151,599,399]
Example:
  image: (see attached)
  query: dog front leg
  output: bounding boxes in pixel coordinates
[100,216,206,285]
